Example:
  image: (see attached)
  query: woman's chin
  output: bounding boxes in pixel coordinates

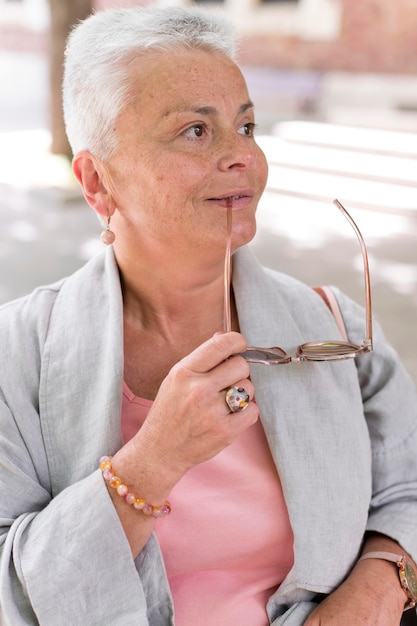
[234,219,257,248]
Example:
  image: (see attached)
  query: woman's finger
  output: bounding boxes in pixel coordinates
[178,331,248,375]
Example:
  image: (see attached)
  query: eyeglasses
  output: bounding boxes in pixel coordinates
[224,198,373,365]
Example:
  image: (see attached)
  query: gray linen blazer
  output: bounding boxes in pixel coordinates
[0,245,416,626]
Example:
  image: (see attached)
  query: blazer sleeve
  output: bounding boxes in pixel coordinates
[0,396,161,625]
[0,288,173,625]
[267,286,417,626]
[334,287,417,562]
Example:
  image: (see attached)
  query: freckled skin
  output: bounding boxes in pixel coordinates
[102,48,268,275]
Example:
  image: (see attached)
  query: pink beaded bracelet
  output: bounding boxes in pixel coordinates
[99,456,171,518]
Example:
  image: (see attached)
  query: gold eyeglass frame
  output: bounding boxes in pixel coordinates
[223,198,373,365]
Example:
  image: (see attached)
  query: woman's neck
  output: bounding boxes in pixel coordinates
[120,260,231,339]
[118,249,239,400]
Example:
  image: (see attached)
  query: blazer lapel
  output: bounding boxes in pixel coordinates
[232,246,371,594]
[39,248,124,494]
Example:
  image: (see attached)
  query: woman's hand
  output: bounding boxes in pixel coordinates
[304,557,405,625]
[108,331,257,557]
[132,330,258,487]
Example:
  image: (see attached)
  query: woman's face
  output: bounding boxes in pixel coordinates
[106,47,268,261]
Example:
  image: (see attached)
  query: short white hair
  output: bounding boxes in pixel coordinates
[63,6,236,160]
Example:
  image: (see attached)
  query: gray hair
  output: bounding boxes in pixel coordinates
[63,5,236,160]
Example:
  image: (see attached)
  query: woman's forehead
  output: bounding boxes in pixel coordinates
[130,47,244,89]
[127,48,249,113]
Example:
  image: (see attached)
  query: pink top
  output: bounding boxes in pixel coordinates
[122,382,294,625]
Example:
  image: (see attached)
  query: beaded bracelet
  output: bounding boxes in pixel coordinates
[99,456,171,518]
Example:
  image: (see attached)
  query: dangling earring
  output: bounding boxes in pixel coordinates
[100,210,116,245]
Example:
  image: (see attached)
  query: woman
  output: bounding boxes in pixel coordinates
[0,6,416,625]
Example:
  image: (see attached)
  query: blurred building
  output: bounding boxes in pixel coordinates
[1,0,417,76]
[231,0,417,74]
[95,0,417,75]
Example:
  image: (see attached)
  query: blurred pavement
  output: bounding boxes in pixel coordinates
[1,49,417,384]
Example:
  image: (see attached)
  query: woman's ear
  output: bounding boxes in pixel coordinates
[72,151,114,219]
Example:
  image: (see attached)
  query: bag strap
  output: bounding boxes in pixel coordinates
[312,286,348,342]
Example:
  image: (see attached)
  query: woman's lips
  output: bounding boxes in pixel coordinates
[207,192,253,209]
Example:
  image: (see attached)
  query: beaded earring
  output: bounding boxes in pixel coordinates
[100,210,116,245]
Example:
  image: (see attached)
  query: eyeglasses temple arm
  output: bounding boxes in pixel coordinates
[333,199,373,345]
[224,199,232,333]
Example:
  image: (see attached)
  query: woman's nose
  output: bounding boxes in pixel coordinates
[217,132,259,171]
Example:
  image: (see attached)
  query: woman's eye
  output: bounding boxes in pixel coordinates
[183,124,206,139]
[238,122,256,137]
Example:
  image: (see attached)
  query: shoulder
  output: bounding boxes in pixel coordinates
[234,246,338,328]
[0,280,63,344]
[0,251,108,349]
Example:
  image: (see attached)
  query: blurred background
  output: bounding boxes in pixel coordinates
[0,0,417,389]
[1,5,417,625]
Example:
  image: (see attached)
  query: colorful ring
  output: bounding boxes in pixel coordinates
[225,386,250,413]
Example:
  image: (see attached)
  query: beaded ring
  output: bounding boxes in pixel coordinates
[99,456,171,518]
[225,386,249,413]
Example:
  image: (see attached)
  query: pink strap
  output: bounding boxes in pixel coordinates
[359,551,403,563]
[313,286,348,342]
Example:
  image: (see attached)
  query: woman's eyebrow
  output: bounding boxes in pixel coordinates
[164,101,255,118]
[193,101,254,116]
[239,101,255,114]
